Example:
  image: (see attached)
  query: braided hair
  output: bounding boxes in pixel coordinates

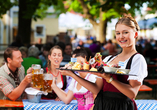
[115,15,140,32]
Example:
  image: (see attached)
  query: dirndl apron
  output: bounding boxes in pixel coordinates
[74,91,94,110]
[93,91,135,110]
[74,74,94,110]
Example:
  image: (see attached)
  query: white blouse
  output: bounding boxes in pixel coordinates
[68,73,100,93]
[103,54,148,84]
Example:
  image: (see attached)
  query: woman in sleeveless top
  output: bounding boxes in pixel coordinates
[60,15,148,110]
[52,48,101,110]
[42,45,67,100]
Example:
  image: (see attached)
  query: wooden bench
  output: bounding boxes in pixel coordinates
[144,79,157,83]
[139,85,152,92]
[144,79,157,98]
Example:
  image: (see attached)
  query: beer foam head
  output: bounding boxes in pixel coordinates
[32,64,41,69]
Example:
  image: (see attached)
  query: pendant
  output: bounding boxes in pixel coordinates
[55,77,57,84]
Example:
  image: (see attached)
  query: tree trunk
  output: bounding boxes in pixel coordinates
[97,0,108,43]
[18,0,40,46]
[92,11,107,43]
[77,0,108,43]
[98,11,107,43]
[18,0,32,46]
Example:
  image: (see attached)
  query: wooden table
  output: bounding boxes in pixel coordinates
[0,99,24,108]
[139,85,152,92]
[144,79,157,82]
[144,79,157,99]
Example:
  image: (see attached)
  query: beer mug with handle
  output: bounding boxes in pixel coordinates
[32,64,44,89]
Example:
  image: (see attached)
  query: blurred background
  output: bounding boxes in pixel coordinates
[1,0,157,67]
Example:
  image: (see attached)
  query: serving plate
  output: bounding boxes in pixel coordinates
[56,67,136,76]
[103,67,130,74]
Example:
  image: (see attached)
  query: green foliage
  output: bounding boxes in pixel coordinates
[33,0,67,19]
[20,0,59,20]
[34,0,61,19]
[89,5,99,18]
[147,0,157,14]
[21,0,40,20]
[68,0,83,13]
[52,0,67,17]
[61,0,150,22]
[33,2,51,21]
[0,0,155,23]
[0,0,17,18]
[102,9,121,21]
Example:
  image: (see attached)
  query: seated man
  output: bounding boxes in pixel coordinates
[0,46,32,100]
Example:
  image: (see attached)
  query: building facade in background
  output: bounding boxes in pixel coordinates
[0,6,59,50]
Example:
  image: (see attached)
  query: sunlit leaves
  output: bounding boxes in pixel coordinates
[68,0,83,13]
[102,9,120,21]
[89,5,99,17]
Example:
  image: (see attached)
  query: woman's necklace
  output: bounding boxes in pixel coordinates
[50,70,59,80]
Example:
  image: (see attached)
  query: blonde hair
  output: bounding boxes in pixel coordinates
[115,15,140,31]
[47,45,63,72]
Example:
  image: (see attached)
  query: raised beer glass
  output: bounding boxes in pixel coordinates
[32,65,44,89]
[43,73,53,92]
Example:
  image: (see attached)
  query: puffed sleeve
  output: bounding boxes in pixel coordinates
[128,54,148,84]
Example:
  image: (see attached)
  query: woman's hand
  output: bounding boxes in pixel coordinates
[100,73,111,81]
[63,63,72,69]
[55,97,61,101]
[59,70,74,77]
[51,76,57,89]
[90,72,111,81]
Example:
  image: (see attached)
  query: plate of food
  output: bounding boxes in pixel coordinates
[56,67,136,76]
[103,66,131,75]
[57,52,136,76]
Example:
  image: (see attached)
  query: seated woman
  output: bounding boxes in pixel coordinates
[42,45,67,100]
[51,48,102,110]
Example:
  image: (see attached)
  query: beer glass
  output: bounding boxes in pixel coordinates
[31,64,41,74]
[43,73,53,92]
[32,66,44,89]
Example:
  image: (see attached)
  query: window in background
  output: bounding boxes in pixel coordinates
[34,25,45,37]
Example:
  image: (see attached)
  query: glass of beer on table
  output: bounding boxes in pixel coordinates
[31,64,44,89]
[43,73,53,92]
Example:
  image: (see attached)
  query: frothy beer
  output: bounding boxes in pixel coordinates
[32,74,44,88]
[43,74,53,92]
[32,64,41,74]
[31,64,44,89]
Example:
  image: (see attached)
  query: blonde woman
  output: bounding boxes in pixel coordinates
[60,15,148,110]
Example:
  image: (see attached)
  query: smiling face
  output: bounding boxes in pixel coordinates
[115,24,138,49]
[8,50,23,68]
[48,48,63,66]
